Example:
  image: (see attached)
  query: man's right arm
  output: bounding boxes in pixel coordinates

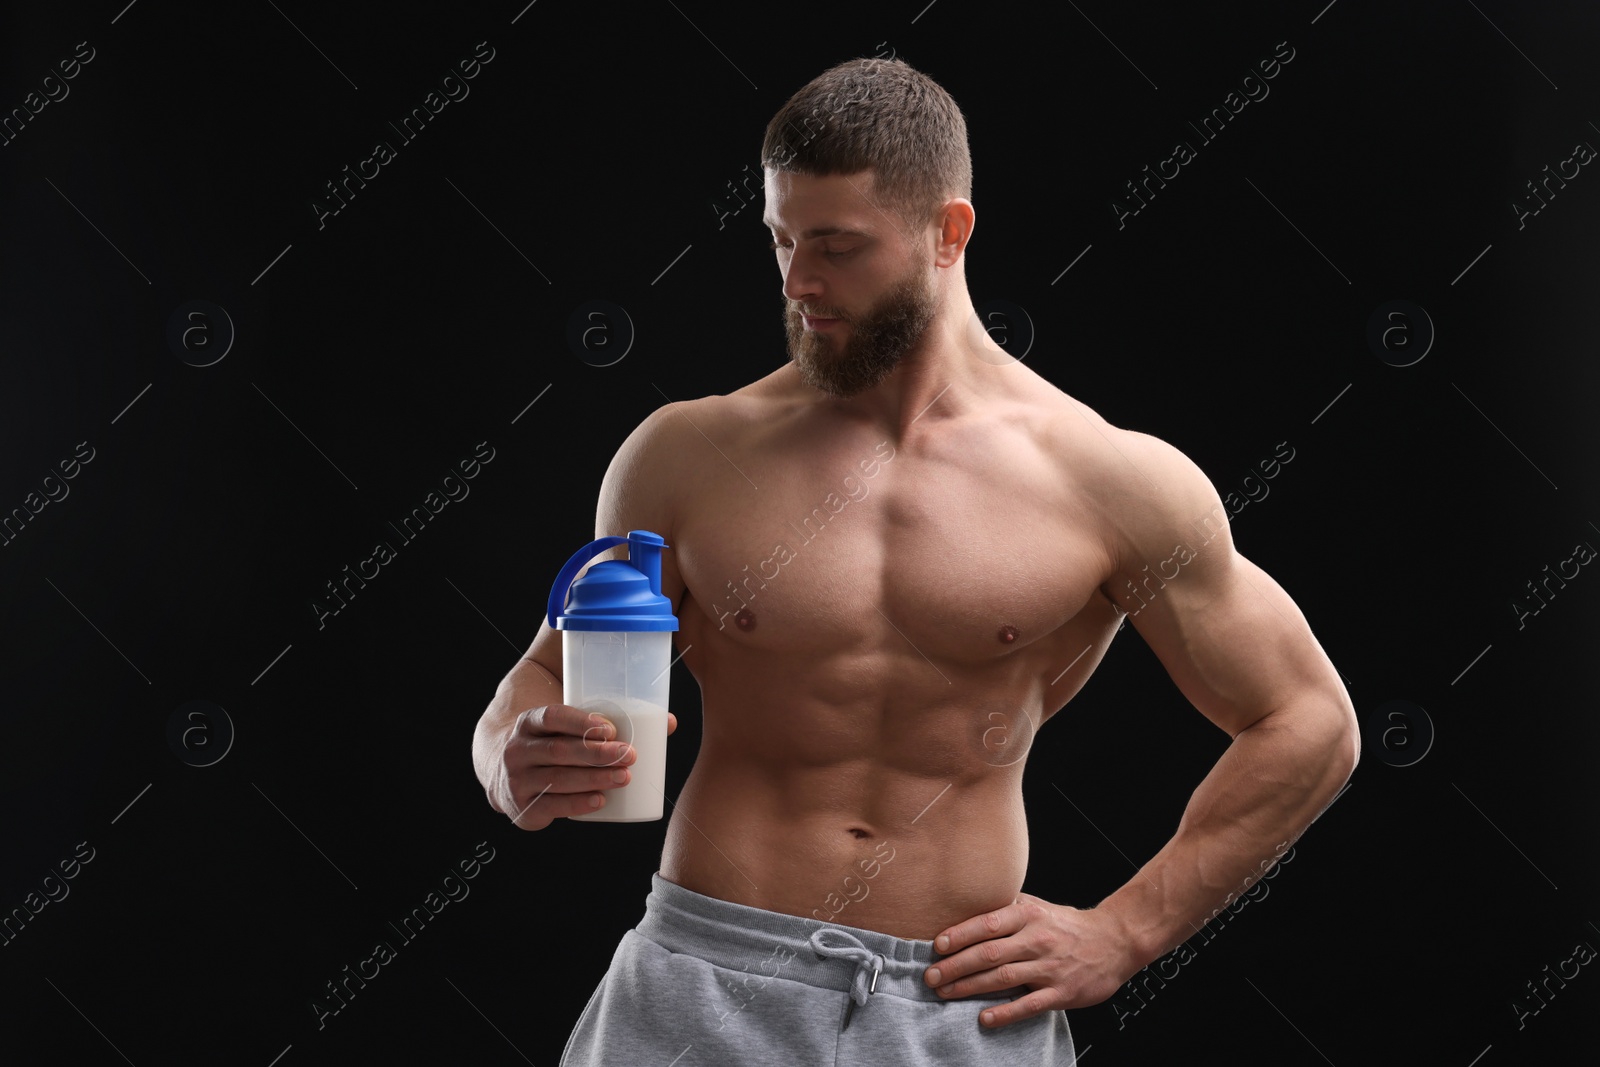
[470,401,688,829]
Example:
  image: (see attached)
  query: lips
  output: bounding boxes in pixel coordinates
[802,314,842,329]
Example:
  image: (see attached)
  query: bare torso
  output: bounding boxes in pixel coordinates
[653,361,1130,939]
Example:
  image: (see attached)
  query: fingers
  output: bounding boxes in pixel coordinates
[497,704,648,830]
[932,900,1027,959]
[931,956,1040,1002]
[514,703,614,740]
[925,902,1029,994]
[536,732,635,769]
[509,705,636,772]
[516,704,675,750]
[504,739,635,797]
[920,898,1113,1024]
[977,989,1057,1029]
[505,783,611,830]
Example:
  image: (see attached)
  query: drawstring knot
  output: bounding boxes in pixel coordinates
[808,927,885,1025]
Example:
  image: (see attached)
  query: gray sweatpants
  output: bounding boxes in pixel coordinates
[560,873,1078,1066]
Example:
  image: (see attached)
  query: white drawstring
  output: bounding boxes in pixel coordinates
[808,927,885,1026]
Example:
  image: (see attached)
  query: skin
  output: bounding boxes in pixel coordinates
[472,166,1359,1030]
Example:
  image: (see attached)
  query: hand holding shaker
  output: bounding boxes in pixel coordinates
[546,529,679,822]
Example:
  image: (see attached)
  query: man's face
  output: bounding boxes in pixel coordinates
[763,169,939,399]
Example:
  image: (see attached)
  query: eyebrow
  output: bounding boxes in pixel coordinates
[760,218,874,240]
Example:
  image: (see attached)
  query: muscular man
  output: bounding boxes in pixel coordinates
[472,57,1358,1065]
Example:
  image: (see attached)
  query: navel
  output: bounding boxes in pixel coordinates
[998,624,1020,644]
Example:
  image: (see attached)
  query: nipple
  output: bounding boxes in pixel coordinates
[997,624,1019,644]
[735,607,757,631]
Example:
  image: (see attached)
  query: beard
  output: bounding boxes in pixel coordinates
[783,254,939,399]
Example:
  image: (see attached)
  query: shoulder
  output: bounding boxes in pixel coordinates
[594,398,699,546]
[1032,385,1233,593]
[634,366,799,444]
[596,383,784,535]
[606,383,763,468]
[1031,380,1211,495]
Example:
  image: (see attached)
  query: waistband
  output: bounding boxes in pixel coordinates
[638,872,1022,1006]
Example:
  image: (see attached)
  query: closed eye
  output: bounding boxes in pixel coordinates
[767,240,857,259]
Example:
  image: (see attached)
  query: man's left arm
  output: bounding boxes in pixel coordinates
[925,431,1360,1026]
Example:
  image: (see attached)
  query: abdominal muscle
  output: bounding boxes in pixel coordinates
[648,376,1123,940]
[657,711,1033,941]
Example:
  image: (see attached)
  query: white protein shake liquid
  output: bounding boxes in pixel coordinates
[568,695,668,822]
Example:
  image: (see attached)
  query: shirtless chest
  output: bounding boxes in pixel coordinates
[637,374,1134,930]
[657,384,1127,758]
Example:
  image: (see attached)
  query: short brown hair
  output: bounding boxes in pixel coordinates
[760,58,972,232]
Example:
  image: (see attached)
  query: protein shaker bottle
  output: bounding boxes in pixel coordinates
[546,529,678,822]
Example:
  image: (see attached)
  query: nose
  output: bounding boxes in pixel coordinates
[780,247,823,307]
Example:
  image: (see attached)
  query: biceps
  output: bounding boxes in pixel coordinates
[1130,550,1338,736]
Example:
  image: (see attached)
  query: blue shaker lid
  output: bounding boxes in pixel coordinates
[547,529,680,632]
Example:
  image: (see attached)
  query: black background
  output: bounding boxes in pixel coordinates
[2,1,1597,1064]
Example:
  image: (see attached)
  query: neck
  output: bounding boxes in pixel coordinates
[818,292,1018,440]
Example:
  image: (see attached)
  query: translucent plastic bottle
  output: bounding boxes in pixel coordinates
[546,529,679,822]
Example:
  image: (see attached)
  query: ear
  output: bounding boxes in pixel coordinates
[932,198,974,266]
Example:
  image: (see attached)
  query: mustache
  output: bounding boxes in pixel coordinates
[790,305,848,321]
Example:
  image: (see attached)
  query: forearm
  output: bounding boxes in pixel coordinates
[472,657,562,801]
[1094,692,1359,970]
